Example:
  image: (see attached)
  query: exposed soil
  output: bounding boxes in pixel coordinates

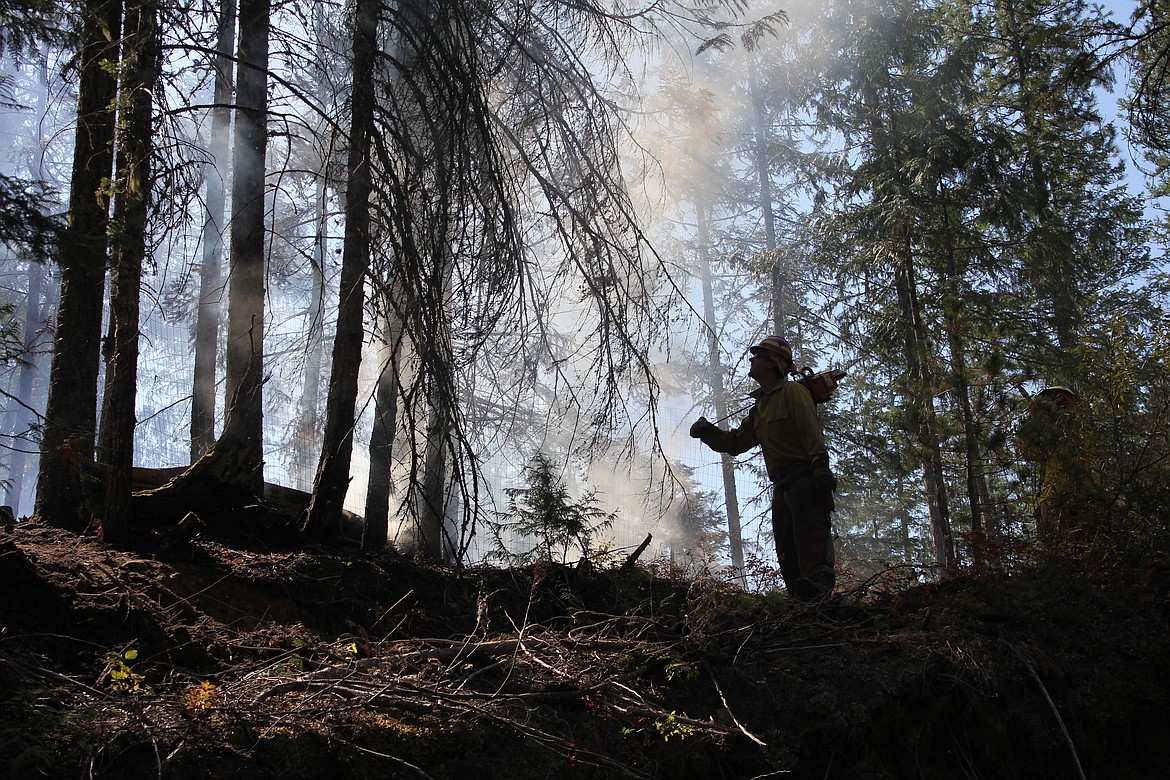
[2,519,1169,779]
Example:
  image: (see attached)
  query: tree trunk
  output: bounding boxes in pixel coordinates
[416,396,449,560]
[749,71,785,338]
[940,213,996,544]
[3,52,53,516]
[190,0,236,461]
[302,0,378,542]
[98,0,159,540]
[131,0,268,526]
[35,0,121,530]
[894,227,954,570]
[2,261,45,515]
[998,0,1079,374]
[945,304,993,539]
[696,195,745,581]
[292,180,327,488]
[290,2,331,489]
[220,0,270,496]
[363,308,403,551]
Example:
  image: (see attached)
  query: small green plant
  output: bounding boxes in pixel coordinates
[103,644,145,694]
[654,711,695,742]
[280,638,306,674]
[621,711,697,744]
[663,658,698,681]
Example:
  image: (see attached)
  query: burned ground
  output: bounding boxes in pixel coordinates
[2,521,1169,779]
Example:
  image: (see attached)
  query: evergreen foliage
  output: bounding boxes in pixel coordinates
[0,0,67,60]
[0,174,58,363]
[0,173,59,260]
[1123,0,1170,197]
[488,452,616,566]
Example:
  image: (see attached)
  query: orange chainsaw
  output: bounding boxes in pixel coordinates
[796,366,847,405]
[710,366,847,425]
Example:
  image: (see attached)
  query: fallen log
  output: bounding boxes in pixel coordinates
[130,466,363,545]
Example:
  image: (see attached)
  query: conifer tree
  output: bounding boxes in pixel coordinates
[97,0,159,538]
[979,0,1149,384]
[190,0,235,461]
[300,0,377,543]
[35,0,120,530]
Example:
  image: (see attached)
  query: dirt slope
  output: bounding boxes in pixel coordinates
[2,521,1169,779]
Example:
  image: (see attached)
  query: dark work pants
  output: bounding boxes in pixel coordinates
[772,473,836,599]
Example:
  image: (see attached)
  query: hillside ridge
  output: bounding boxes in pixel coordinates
[2,522,1169,779]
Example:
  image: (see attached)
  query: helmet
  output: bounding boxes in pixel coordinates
[1038,386,1078,408]
[749,336,794,368]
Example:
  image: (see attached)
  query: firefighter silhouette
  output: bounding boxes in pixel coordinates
[1018,386,1092,543]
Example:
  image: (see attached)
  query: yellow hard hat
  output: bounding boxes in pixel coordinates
[749,335,793,365]
[1039,386,1078,408]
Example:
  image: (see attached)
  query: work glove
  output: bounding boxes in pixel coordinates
[811,456,837,511]
[689,417,715,439]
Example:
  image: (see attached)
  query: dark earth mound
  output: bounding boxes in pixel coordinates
[2,520,1169,779]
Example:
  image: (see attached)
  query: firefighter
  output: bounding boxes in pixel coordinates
[1018,385,1090,542]
[689,335,838,601]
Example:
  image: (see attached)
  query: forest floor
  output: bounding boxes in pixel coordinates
[2,520,1170,779]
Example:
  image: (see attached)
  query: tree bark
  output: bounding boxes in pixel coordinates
[220,0,270,496]
[363,308,403,551]
[302,0,378,542]
[98,0,159,540]
[190,0,236,461]
[696,195,745,582]
[35,0,121,530]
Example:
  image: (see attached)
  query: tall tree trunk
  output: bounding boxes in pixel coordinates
[190,0,236,461]
[291,2,331,489]
[2,261,45,515]
[302,0,378,542]
[98,0,159,540]
[35,0,121,530]
[940,210,996,543]
[293,189,326,488]
[363,307,403,551]
[416,393,449,560]
[131,0,270,526]
[998,0,1079,373]
[857,44,955,571]
[749,72,785,337]
[894,227,954,570]
[696,196,745,581]
[220,0,270,496]
[944,298,994,539]
[3,52,53,516]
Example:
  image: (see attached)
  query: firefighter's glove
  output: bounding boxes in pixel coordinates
[811,457,837,511]
[689,417,715,439]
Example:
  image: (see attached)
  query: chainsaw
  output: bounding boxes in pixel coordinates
[796,366,847,405]
[708,366,847,425]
